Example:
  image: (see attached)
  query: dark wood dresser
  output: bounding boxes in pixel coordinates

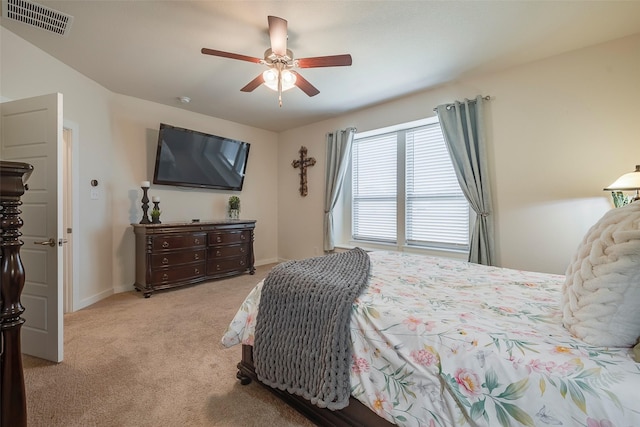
[132,220,256,297]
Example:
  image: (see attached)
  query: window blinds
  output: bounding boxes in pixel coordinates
[351,122,469,250]
[406,125,469,249]
[352,133,397,243]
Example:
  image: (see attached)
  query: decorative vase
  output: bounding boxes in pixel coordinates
[228,208,239,220]
[611,191,632,208]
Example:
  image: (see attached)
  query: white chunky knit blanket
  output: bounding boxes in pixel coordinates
[563,201,640,347]
[253,248,370,410]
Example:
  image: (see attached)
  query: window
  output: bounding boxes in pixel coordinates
[349,118,469,252]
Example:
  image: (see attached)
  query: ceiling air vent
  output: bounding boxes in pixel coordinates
[2,0,73,36]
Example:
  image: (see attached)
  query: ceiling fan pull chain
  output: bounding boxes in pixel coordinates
[277,65,283,107]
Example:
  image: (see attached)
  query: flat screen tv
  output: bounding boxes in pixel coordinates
[152,123,250,191]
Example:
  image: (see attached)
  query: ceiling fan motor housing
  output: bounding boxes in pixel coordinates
[264,48,294,65]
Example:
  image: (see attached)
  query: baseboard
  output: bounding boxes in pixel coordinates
[255,257,278,266]
[75,287,114,311]
[113,282,135,295]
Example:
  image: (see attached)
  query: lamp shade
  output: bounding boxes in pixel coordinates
[604,165,640,191]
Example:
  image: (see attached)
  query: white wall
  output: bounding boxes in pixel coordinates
[278,33,640,274]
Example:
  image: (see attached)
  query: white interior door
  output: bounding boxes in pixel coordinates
[0,93,64,362]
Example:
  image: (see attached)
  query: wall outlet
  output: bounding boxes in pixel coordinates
[90,188,98,200]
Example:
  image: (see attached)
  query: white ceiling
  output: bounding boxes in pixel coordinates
[2,1,640,132]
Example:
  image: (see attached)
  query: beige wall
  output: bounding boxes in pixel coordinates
[1,27,115,308]
[3,24,639,312]
[110,94,279,293]
[278,33,640,274]
[1,27,279,307]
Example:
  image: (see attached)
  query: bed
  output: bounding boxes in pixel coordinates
[222,249,640,426]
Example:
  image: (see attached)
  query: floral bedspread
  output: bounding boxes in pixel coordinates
[222,251,640,427]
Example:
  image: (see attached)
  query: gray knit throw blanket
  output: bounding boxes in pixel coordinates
[253,247,370,411]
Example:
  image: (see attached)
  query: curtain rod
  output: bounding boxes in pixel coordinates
[433,95,491,112]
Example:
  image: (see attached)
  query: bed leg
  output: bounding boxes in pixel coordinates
[236,370,252,385]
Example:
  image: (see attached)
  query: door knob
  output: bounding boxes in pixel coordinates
[34,238,56,247]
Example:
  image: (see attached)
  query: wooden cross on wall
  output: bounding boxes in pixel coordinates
[292,146,316,197]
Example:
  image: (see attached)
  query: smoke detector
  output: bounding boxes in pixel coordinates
[2,0,73,36]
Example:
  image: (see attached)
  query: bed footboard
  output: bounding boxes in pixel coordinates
[237,344,394,427]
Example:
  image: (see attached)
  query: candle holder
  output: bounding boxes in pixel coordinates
[151,201,161,224]
[139,186,151,224]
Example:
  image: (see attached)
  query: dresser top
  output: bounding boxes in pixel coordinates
[131,219,256,229]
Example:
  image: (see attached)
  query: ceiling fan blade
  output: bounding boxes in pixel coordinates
[297,54,352,68]
[291,71,320,97]
[201,48,262,64]
[268,16,288,56]
[240,74,265,92]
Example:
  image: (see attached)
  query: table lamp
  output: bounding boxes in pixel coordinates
[604,165,640,203]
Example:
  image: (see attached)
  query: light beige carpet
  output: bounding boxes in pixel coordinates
[23,264,315,427]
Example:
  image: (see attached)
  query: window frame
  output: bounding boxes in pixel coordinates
[337,117,472,257]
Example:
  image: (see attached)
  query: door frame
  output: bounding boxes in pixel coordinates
[63,119,80,312]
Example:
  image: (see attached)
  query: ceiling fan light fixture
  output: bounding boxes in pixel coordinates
[202,15,351,105]
[262,68,296,92]
[282,69,297,87]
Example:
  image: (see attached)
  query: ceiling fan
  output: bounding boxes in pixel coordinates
[201,16,352,107]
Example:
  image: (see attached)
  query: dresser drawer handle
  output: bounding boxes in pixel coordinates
[162,257,169,265]
[240,247,245,253]
[194,268,200,274]
[162,274,169,281]
[239,260,245,266]
[216,264,221,271]
[194,253,200,260]
[240,234,246,240]
[194,238,200,245]
[162,241,170,248]
[216,236,222,243]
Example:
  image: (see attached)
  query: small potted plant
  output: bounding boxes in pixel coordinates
[228,196,240,219]
[151,208,162,224]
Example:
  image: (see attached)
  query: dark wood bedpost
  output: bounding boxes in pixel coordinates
[0,160,34,427]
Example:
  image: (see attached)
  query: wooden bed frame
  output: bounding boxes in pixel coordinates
[236,344,395,427]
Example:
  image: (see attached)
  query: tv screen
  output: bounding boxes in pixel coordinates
[152,123,250,191]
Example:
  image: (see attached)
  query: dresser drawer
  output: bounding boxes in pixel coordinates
[152,233,206,251]
[133,220,255,297]
[151,262,206,284]
[151,249,206,268]
[208,243,249,259]
[207,256,250,275]
[208,230,251,246]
